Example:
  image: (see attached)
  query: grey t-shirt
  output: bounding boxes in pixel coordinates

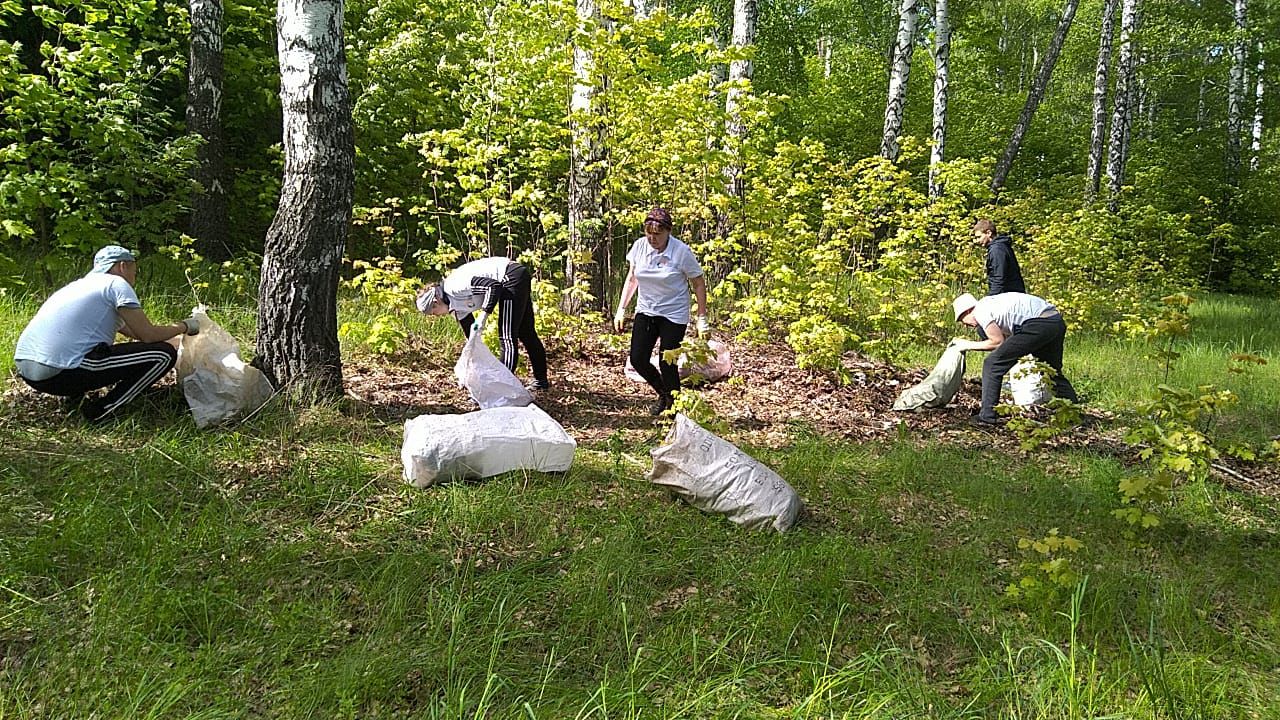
[973,292,1054,335]
[14,273,141,372]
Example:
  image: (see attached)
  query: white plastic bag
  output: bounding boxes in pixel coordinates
[401,404,576,487]
[624,339,732,384]
[893,340,966,411]
[176,306,274,428]
[454,331,533,409]
[1007,357,1052,407]
[648,414,802,532]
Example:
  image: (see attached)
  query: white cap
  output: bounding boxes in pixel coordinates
[952,292,978,322]
[416,285,439,313]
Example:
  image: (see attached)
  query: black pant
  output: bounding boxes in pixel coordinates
[22,341,178,420]
[978,316,1078,421]
[459,264,548,385]
[630,313,687,399]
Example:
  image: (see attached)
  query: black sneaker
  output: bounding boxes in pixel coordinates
[526,380,551,392]
[648,395,673,416]
[968,414,1001,429]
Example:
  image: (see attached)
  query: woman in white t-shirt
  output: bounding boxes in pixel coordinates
[612,207,708,415]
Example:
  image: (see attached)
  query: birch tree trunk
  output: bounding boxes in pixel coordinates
[881,0,919,161]
[723,0,758,200]
[1085,0,1118,200]
[187,0,229,260]
[989,0,1079,194]
[1251,44,1265,171]
[927,0,950,198]
[255,0,353,398]
[1105,0,1137,202]
[564,0,608,314]
[1226,0,1248,182]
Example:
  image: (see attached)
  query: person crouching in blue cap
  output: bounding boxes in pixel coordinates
[13,245,200,422]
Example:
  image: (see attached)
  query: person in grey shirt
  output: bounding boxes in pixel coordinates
[950,291,1078,427]
[14,245,197,421]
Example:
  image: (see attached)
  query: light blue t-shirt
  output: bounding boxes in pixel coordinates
[627,236,703,325]
[14,274,141,370]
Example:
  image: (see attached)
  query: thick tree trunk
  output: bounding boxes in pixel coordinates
[881,0,919,161]
[564,0,608,314]
[990,0,1079,194]
[927,0,950,198]
[1105,0,1137,202]
[723,0,758,200]
[187,0,229,260]
[1085,0,1118,200]
[1251,45,1265,171]
[255,0,353,398]
[1226,0,1248,182]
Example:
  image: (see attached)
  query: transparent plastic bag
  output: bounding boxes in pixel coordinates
[176,306,274,428]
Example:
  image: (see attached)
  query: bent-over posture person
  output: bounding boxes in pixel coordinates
[416,257,550,391]
[14,245,199,422]
[950,291,1078,427]
[613,207,709,415]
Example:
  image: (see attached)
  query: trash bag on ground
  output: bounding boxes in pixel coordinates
[648,414,802,532]
[454,330,533,409]
[1007,357,1052,407]
[893,340,966,411]
[176,306,274,428]
[401,404,576,487]
[624,339,732,384]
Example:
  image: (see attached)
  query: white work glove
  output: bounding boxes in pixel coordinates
[950,337,977,352]
[472,311,487,335]
[181,317,200,336]
[613,308,626,333]
[695,315,709,337]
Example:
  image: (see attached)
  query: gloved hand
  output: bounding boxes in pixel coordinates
[472,311,487,334]
[181,317,200,336]
[950,337,976,352]
[612,309,626,333]
[695,315,709,337]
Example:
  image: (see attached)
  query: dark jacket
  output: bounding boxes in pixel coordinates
[985,235,1025,295]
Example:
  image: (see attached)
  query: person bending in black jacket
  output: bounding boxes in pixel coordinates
[973,218,1025,296]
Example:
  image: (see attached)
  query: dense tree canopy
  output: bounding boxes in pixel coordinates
[0,0,1276,365]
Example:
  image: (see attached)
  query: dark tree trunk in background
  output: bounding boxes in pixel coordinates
[990,0,1079,194]
[255,0,353,398]
[1105,0,1138,204]
[564,0,608,314]
[881,0,919,161]
[1085,0,1118,201]
[187,0,230,260]
[927,0,950,198]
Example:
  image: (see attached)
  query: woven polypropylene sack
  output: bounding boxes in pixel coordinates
[402,404,576,487]
[648,414,801,532]
[453,331,533,409]
[893,341,966,411]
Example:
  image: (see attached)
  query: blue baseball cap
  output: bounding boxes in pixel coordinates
[89,245,136,274]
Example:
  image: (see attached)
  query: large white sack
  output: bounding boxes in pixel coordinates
[176,306,274,428]
[893,340,966,411]
[648,414,802,532]
[454,330,533,409]
[624,339,732,384]
[1008,357,1052,407]
[402,404,576,487]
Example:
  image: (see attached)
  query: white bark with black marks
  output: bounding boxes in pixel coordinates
[1251,45,1265,171]
[724,0,758,199]
[1227,0,1248,181]
[990,0,1079,194]
[255,0,353,398]
[927,0,950,198]
[881,0,918,161]
[1086,0,1117,200]
[187,0,229,259]
[565,0,609,314]
[1105,0,1137,201]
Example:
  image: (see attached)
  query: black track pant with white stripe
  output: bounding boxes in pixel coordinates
[23,341,178,420]
[459,264,548,385]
